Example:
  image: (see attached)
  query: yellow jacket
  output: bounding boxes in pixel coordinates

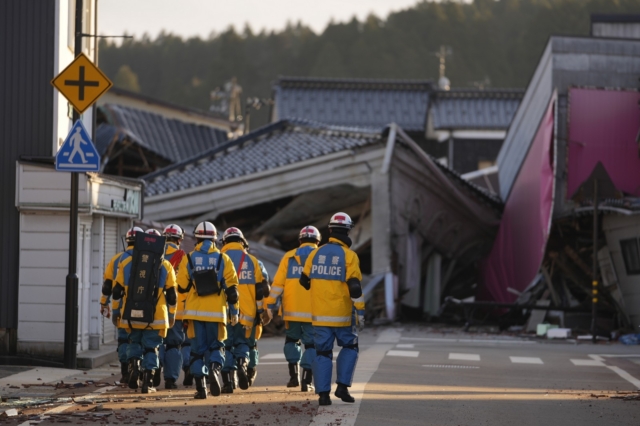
[177,240,239,324]
[266,243,317,323]
[302,237,363,327]
[164,243,188,320]
[115,250,177,337]
[221,242,264,327]
[101,248,130,313]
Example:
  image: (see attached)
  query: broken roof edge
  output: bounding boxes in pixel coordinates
[274,75,434,91]
[141,118,385,184]
[393,125,504,212]
[105,87,232,123]
[97,122,175,164]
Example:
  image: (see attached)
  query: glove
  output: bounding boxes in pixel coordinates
[261,309,272,326]
[230,314,239,326]
[168,313,175,328]
[356,311,365,332]
[183,320,189,330]
[111,313,120,327]
[100,304,111,319]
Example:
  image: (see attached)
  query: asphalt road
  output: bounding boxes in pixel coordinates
[1,325,639,425]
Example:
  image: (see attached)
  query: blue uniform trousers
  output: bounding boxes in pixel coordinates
[127,329,163,372]
[222,323,250,372]
[312,323,358,393]
[190,320,225,378]
[248,325,259,369]
[284,321,316,370]
[117,328,129,363]
[158,320,186,380]
[182,337,191,371]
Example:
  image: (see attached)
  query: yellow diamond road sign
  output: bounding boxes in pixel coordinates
[51,53,113,114]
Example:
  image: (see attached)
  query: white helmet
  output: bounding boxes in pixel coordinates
[222,227,248,247]
[299,226,321,242]
[163,224,184,240]
[194,221,217,239]
[328,212,354,229]
[125,226,144,243]
[146,229,162,236]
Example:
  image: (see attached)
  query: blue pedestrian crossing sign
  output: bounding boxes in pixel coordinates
[55,120,101,172]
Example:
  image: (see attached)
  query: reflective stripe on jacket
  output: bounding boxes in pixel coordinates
[266,243,317,323]
[221,242,264,327]
[302,237,363,327]
[177,240,239,324]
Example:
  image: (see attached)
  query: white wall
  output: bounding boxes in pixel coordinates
[603,215,640,330]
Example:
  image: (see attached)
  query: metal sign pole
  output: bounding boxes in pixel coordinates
[63,0,83,370]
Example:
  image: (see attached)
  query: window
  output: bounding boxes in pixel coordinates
[620,238,640,275]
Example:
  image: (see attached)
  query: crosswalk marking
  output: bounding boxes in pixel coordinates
[396,343,415,349]
[510,356,544,364]
[571,359,606,366]
[449,353,481,361]
[261,353,286,360]
[387,350,419,358]
[423,365,480,369]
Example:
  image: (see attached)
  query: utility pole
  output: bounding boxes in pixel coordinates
[63,0,83,369]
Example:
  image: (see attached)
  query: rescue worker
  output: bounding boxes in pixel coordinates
[219,227,266,393]
[157,224,188,389]
[300,213,365,406]
[247,260,270,386]
[112,229,178,394]
[265,226,321,392]
[100,226,143,384]
[177,221,240,400]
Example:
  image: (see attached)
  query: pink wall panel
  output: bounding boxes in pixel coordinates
[567,88,640,198]
[479,96,556,303]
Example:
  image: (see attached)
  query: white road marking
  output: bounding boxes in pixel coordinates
[423,364,480,369]
[606,366,640,389]
[510,356,543,364]
[310,329,400,426]
[396,343,415,349]
[571,359,606,366]
[261,353,286,360]
[401,337,535,345]
[449,353,481,361]
[387,350,419,358]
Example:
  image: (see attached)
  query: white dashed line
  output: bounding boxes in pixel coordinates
[423,364,480,369]
[387,350,419,358]
[510,356,544,364]
[261,353,286,360]
[571,359,606,366]
[396,343,415,349]
[449,353,481,361]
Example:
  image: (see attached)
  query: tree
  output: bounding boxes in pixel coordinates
[113,65,141,93]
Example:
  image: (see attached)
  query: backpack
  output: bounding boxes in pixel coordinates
[187,252,224,297]
[122,232,166,325]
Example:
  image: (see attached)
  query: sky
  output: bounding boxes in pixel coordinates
[98,0,424,40]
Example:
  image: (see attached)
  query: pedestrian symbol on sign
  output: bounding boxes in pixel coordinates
[55,120,101,172]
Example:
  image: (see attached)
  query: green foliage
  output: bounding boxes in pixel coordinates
[99,0,639,128]
[113,65,141,92]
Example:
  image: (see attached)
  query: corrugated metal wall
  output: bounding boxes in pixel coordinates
[0,1,56,329]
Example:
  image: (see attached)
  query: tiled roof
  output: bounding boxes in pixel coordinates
[96,104,229,163]
[143,119,385,197]
[430,89,524,130]
[274,77,433,132]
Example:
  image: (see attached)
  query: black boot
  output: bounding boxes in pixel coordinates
[334,383,355,403]
[209,362,222,397]
[120,362,129,384]
[319,391,332,406]
[286,363,300,388]
[182,367,193,386]
[194,376,207,399]
[221,371,233,394]
[128,359,140,390]
[301,368,314,392]
[247,367,257,387]
[236,358,249,390]
[141,370,157,394]
[153,366,162,387]
[164,378,177,389]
